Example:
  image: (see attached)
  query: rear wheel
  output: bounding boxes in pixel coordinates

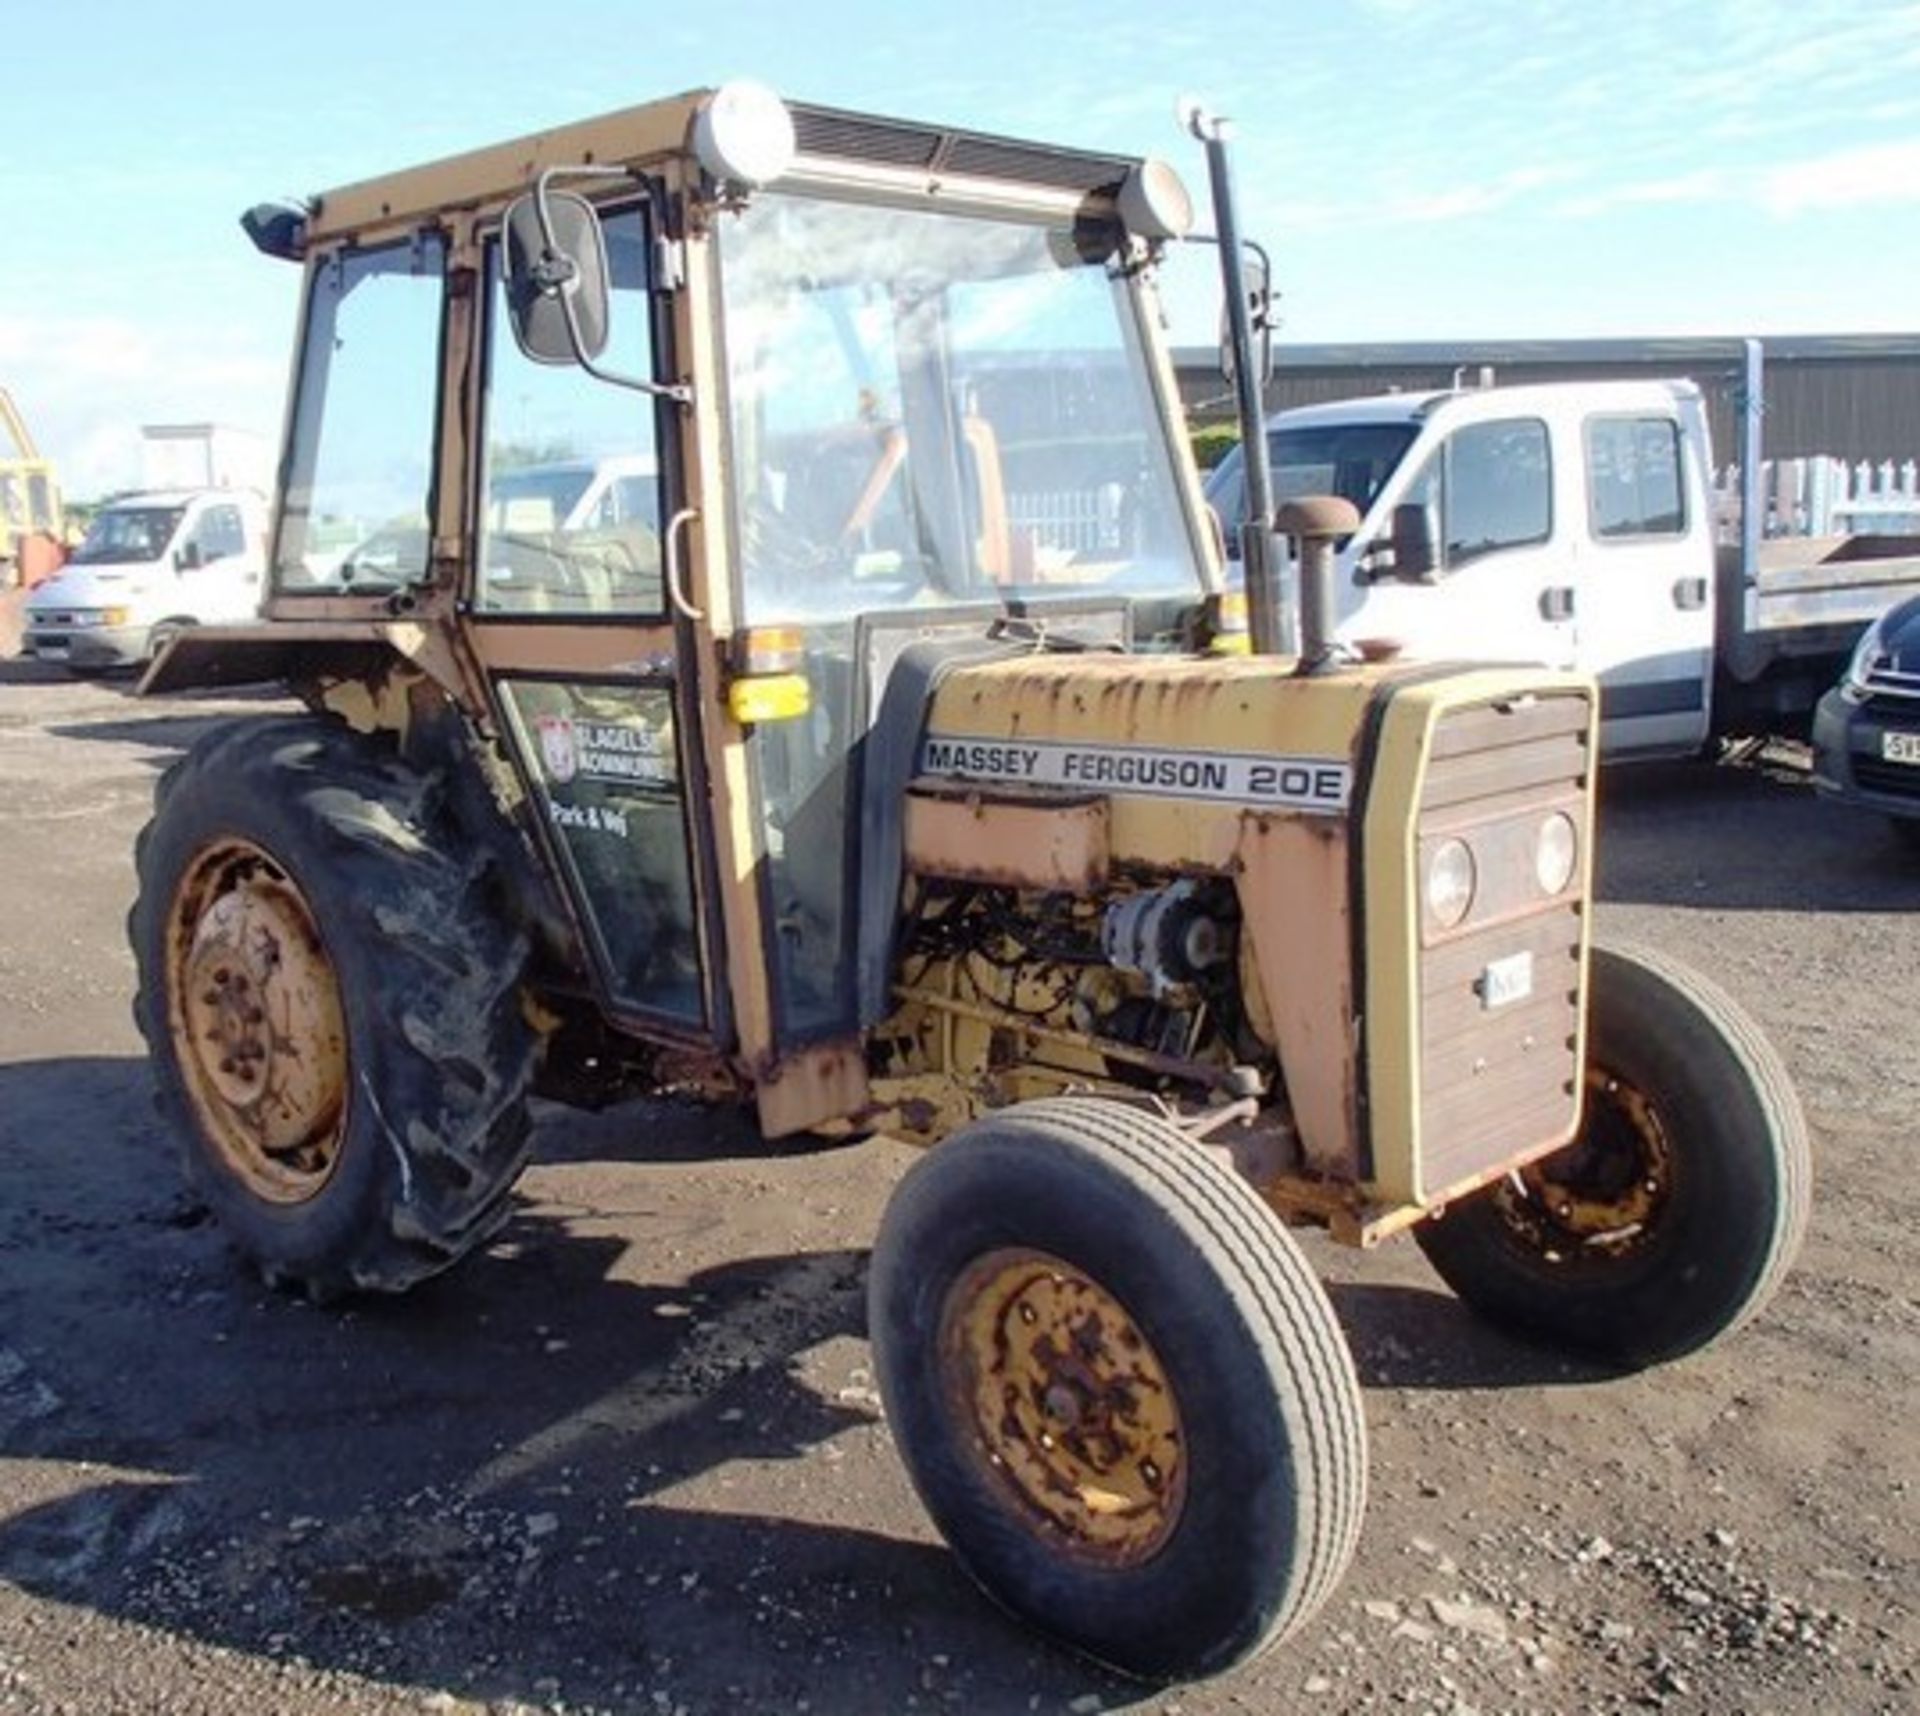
[1417,941,1810,1369]
[869,1098,1367,1681]
[131,715,543,1297]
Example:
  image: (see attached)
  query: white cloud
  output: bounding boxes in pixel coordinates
[1762,138,1920,216]
[0,313,285,499]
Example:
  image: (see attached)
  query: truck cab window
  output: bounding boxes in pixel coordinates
[1403,418,1551,572]
[189,505,246,564]
[276,237,445,593]
[1586,417,1685,539]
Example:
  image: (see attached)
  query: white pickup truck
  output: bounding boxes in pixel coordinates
[1206,376,1920,757]
[23,488,268,672]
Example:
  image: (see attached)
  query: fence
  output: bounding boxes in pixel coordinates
[1712,456,1920,542]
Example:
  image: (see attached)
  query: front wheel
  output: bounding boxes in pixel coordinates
[1417,941,1810,1370]
[869,1098,1368,1681]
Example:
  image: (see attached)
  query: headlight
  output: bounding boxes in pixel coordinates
[1534,811,1579,895]
[1845,613,1889,696]
[1426,837,1476,929]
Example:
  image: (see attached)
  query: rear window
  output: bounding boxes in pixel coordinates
[1586,416,1685,539]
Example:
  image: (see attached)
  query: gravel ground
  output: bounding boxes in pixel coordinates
[0,645,1913,1716]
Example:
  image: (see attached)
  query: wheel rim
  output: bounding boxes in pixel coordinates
[939,1248,1186,1566]
[1491,1064,1675,1262]
[166,838,348,1204]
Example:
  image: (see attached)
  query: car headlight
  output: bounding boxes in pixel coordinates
[1534,811,1579,895]
[1845,613,1889,697]
[1426,837,1476,929]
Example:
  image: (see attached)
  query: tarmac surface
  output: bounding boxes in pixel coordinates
[0,642,1914,1715]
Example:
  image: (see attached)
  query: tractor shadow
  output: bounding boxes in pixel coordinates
[1324,1279,1618,1392]
[45,689,295,763]
[0,1055,1131,1712]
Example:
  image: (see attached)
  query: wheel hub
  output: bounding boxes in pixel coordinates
[940,1248,1185,1565]
[1496,1066,1674,1260]
[167,840,348,1204]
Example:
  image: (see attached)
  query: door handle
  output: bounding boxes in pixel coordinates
[1671,576,1708,611]
[664,508,703,621]
[1539,586,1575,622]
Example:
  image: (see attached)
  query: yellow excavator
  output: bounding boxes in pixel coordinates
[0,387,65,587]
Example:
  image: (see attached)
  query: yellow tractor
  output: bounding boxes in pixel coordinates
[130,83,1808,1681]
[0,386,64,586]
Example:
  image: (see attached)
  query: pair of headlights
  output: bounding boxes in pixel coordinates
[1426,811,1580,931]
[1844,611,1891,700]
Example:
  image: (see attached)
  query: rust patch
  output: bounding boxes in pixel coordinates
[903,788,1109,891]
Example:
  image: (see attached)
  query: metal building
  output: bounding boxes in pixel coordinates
[1174,334,1920,466]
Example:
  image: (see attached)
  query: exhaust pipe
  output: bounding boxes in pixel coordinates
[1278,497,1358,674]
[1186,104,1287,658]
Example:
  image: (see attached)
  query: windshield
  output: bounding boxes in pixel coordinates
[718,193,1204,623]
[72,506,185,565]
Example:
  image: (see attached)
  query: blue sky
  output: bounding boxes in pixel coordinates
[4,0,1915,496]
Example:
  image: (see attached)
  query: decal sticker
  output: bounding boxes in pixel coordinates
[917,734,1351,814]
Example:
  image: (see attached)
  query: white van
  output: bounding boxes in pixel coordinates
[1206,380,1920,757]
[23,489,268,672]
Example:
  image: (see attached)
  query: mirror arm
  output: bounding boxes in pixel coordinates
[529,166,693,407]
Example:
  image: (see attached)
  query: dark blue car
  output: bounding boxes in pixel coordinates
[1812,593,1920,850]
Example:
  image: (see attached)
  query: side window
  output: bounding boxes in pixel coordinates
[276,236,445,592]
[1443,419,1551,566]
[477,204,662,616]
[1586,417,1684,539]
[191,505,245,562]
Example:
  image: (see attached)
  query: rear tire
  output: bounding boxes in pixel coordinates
[1416,941,1810,1369]
[869,1098,1367,1681]
[130,715,543,1297]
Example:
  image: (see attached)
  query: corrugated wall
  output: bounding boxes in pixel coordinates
[1175,338,1920,468]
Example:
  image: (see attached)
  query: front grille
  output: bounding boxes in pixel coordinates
[1864,664,1920,700]
[1854,758,1920,799]
[1416,693,1590,1199]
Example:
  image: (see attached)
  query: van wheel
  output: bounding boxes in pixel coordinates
[130,715,543,1298]
[869,1098,1367,1681]
[1417,941,1809,1369]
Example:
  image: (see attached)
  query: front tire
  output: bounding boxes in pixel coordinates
[130,716,542,1297]
[1417,941,1810,1369]
[869,1098,1367,1681]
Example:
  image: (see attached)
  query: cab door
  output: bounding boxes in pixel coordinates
[466,198,721,1039]
[1570,407,1715,756]
[1352,415,1576,671]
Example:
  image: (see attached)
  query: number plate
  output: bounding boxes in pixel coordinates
[1478,951,1534,1011]
[1882,731,1920,766]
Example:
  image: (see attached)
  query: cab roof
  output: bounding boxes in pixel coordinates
[308,87,1141,244]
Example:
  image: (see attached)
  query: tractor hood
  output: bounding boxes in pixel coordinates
[916,652,1394,864]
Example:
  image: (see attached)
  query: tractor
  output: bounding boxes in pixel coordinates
[130,82,1808,1681]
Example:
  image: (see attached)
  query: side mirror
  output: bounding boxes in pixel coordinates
[1389,502,1440,581]
[1219,250,1274,388]
[503,189,611,366]
[176,541,206,572]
